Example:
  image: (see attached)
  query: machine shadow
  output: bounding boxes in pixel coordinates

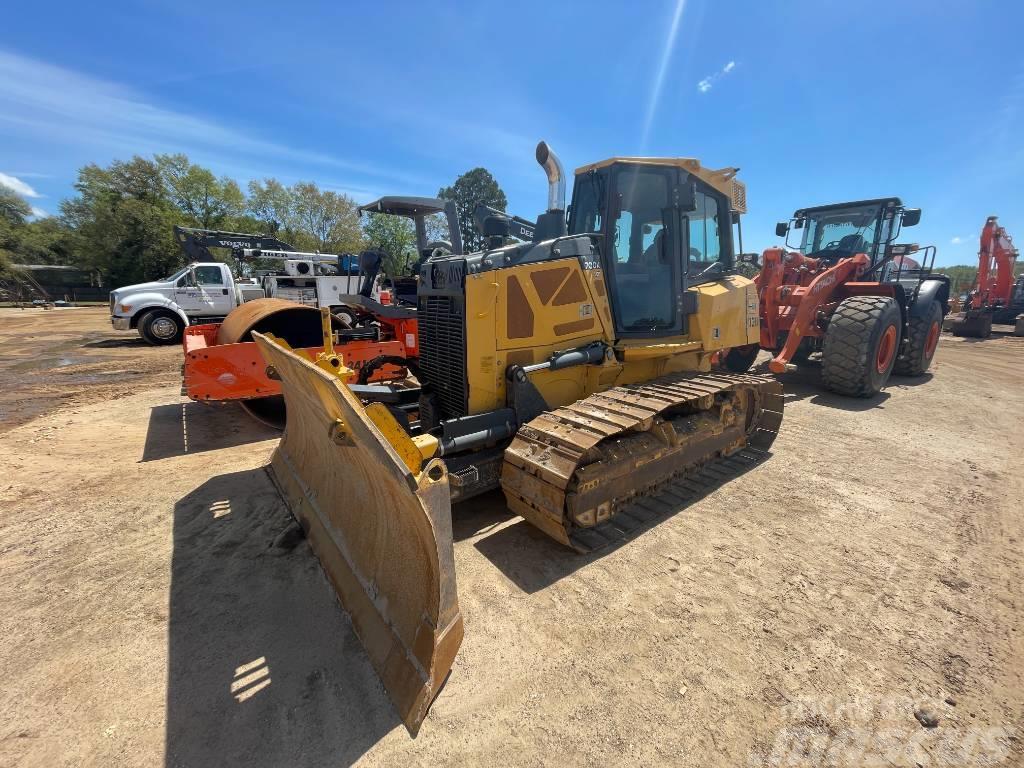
[141,401,277,462]
[451,490,516,543]
[82,337,150,349]
[759,360,895,412]
[469,453,772,594]
[165,469,399,768]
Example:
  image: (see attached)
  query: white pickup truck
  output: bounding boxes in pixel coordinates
[109,260,370,344]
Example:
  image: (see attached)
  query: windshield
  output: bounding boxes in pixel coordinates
[162,266,190,283]
[797,204,881,259]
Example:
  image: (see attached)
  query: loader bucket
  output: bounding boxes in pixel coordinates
[251,332,462,735]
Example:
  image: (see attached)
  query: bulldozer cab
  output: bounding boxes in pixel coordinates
[568,159,745,338]
[777,197,920,266]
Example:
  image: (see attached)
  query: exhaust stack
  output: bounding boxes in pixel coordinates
[536,141,565,213]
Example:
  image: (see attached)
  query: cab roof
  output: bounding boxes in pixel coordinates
[792,197,904,218]
[574,157,747,213]
[358,196,447,217]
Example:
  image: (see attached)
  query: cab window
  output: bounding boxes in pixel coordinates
[606,166,678,334]
[194,266,224,286]
[687,191,722,274]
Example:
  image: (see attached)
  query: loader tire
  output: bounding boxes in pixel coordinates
[894,300,941,376]
[139,310,184,345]
[722,344,758,373]
[821,296,901,397]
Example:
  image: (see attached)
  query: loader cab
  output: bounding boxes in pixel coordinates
[777,197,920,267]
[568,160,738,338]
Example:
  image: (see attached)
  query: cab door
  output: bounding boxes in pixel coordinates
[172,270,208,314]
[191,265,235,316]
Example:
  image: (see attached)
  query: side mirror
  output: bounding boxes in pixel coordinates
[775,221,789,237]
[902,208,922,227]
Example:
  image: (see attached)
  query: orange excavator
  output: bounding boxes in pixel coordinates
[947,216,1022,337]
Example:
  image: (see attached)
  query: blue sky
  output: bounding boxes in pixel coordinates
[2,0,1021,266]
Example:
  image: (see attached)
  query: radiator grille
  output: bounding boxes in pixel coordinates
[419,295,467,418]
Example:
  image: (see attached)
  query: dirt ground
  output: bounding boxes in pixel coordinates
[0,306,1021,767]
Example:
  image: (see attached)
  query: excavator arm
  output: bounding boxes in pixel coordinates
[972,216,1018,309]
[172,226,295,262]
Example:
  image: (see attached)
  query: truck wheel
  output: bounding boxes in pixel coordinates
[722,344,759,373]
[821,296,901,397]
[894,300,942,376]
[140,310,184,345]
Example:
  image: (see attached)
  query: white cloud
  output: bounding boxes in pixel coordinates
[30,206,47,218]
[0,171,41,197]
[950,236,965,244]
[696,60,739,94]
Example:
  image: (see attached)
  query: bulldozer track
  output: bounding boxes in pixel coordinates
[566,445,771,552]
[502,372,783,552]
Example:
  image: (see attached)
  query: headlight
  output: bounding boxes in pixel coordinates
[120,303,133,312]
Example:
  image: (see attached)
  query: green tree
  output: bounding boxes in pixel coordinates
[156,154,246,229]
[437,167,508,253]
[362,212,417,277]
[291,182,362,253]
[0,185,71,277]
[248,178,300,241]
[60,157,180,287]
[0,183,31,227]
[0,249,13,279]
[16,217,74,265]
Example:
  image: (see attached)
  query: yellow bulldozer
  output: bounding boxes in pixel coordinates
[252,142,784,734]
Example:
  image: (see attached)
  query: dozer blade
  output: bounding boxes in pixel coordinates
[251,332,462,736]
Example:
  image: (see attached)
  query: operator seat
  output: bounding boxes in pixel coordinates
[640,228,666,266]
[837,233,867,255]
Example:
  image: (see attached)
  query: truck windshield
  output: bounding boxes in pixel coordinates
[798,204,881,260]
[163,266,190,282]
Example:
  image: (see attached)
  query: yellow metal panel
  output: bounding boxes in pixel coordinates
[465,261,756,413]
[744,281,760,345]
[465,273,502,414]
[363,402,428,475]
[688,275,755,352]
[465,258,614,414]
[494,260,607,350]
